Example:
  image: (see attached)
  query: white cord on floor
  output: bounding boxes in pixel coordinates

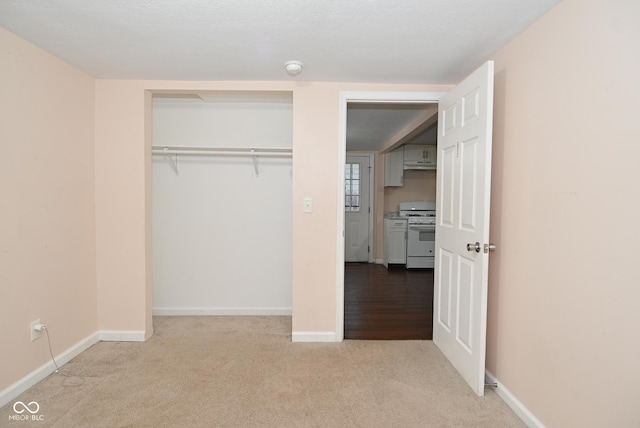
[43,327,60,372]
[43,326,85,386]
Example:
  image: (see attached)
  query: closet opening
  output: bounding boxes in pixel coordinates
[151,91,293,319]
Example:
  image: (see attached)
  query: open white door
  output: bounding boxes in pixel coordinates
[433,61,494,396]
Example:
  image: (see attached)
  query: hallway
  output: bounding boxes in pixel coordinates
[344,263,434,340]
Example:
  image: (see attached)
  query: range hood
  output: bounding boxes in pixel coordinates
[403,162,436,171]
[403,144,437,170]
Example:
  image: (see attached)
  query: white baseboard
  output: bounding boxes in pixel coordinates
[152,307,292,316]
[99,330,146,342]
[291,331,338,342]
[485,370,545,428]
[374,259,384,264]
[0,332,100,408]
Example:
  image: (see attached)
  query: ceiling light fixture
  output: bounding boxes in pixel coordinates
[284,60,303,77]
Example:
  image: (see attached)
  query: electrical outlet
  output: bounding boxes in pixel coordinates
[30,319,42,342]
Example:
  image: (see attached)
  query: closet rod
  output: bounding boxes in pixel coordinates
[151,146,292,156]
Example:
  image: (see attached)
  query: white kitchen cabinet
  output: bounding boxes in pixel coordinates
[384,147,404,187]
[383,218,407,267]
[404,144,437,169]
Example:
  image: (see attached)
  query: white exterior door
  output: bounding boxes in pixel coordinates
[344,155,371,262]
[433,61,494,396]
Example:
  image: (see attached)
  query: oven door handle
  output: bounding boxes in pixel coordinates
[408,225,436,231]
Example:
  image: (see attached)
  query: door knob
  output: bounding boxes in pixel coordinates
[467,242,481,253]
[484,243,496,253]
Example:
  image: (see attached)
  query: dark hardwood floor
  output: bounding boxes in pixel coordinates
[344,263,434,340]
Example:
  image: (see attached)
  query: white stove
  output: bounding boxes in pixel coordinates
[399,201,436,269]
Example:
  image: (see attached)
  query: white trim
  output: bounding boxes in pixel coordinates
[369,154,375,264]
[340,91,448,104]
[337,91,447,343]
[291,331,338,342]
[336,93,347,342]
[0,332,100,408]
[152,307,292,316]
[374,258,384,264]
[99,330,146,342]
[485,370,545,428]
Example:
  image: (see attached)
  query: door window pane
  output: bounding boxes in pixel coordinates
[345,163,361,212]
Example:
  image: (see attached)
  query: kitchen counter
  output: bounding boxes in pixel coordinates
[384,211,404,220]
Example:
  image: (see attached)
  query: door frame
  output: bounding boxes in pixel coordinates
[345,152,375,264]
[336,91,447,341]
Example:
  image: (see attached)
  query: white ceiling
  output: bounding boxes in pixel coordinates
[0,0,561,150]
[0,0,560,83]
[347,103,438,151]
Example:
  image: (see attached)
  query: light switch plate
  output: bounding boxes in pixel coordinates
[303,197,312,213]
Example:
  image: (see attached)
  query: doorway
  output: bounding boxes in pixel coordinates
[336,91,446,341]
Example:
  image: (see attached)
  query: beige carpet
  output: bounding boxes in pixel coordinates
[1,317,524,427]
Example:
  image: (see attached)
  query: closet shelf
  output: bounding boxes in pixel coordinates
[151,145,292,176]
[151,145,292,156]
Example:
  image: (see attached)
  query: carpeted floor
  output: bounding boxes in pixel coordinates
[1,317,524,427]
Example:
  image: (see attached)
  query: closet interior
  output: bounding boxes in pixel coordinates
[151,91,293,315]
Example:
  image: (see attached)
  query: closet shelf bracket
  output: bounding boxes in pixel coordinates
[163,148,179,175]
[252,150,259,177]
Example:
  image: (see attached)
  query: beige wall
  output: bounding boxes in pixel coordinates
[488,0,640,426]
[383,170,437,212]
[8,1,638,423]
[0,28,97,391]
[94,81,152,335]
[93,81,449,337]
[373,153,385,260]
